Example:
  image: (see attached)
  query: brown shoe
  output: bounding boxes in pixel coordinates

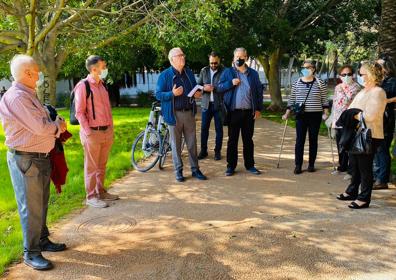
[373,183,389,190]
[100,192,120,201]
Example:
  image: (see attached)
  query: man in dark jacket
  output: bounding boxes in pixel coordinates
[217,47,264,176]
[197,51,225,160]
[156,47,207,182]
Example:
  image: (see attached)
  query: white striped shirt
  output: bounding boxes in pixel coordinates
[287,78,329,112]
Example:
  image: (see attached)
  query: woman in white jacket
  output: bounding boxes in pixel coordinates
[337,62,387,209]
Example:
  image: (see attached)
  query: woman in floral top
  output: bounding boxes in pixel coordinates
[332,65,361,173]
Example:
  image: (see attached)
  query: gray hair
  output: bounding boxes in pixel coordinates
[86,55,105,71]
[168,47,183,62]
[233,47,248,56]
[10,54,37,81]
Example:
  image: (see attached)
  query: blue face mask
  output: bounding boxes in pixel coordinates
[357,75,365,87]
[301,68,312,78]
[36,72,45,87]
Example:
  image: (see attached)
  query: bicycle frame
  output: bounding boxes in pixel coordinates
[142,102,161,152]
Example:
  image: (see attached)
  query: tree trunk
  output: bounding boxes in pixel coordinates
[286,56,295,96]
[379,0,396,59]
[29,30,58,105]
[267,49,283,111]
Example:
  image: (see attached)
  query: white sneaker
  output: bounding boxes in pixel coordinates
[86,197,109,208]
[343,174,352,180]
[99,192,119,201]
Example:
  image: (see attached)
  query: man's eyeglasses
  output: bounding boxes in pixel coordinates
[340,73,353,77]
[210,62,218,65]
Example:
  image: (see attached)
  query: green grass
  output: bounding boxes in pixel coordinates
[0,107,150,275]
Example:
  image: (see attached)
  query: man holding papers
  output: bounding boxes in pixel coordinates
[156,47,207,182]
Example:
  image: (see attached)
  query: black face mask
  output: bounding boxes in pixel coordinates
[235,58,245,67]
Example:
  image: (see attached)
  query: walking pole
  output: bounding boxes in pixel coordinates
[277,119,288,168]
[327,127,337,172]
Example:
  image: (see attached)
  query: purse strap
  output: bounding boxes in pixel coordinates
[359,113,368,129]
[302,79,315,105]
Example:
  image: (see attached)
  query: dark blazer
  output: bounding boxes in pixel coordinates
[197,65,224,110]
[217,66,264,113]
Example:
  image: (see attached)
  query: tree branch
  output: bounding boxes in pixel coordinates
[293,0,341,33]
[0,1,15,15]
[27,0,38,55]
[34,0,66,45]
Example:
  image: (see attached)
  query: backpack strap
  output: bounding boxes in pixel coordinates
[84,80,95,120]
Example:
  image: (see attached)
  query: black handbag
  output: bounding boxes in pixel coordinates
[292,80,314,119]
[349,115,372,155]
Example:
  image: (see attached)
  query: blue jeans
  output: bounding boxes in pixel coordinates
[200,103,223,153]
[7,152,51,254]
[373,134,393,183]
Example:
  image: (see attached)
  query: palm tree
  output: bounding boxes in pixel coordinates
[379,0,396,59]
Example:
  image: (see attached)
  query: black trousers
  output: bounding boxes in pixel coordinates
[335,128,351,173]
[345,139,382,203]
[227,109,255,170]
[295,112,322,167]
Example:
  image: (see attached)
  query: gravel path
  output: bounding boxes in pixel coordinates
[4,118,396,280]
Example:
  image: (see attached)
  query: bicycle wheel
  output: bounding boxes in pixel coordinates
[131,128,162,172]
[158,129,170,170]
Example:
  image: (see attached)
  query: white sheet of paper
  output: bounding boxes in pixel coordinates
[187,85,203,98]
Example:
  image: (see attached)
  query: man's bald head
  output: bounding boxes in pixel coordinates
[10,55,38,82]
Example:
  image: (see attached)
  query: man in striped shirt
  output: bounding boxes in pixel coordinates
[0,55,67,270]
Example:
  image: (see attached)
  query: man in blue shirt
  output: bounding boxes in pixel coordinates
[156,47,207,182]
[217,47,264,176]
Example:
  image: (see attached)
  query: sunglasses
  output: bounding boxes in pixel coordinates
[340,73,353,77]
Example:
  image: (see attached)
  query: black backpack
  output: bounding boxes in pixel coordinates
[70,80,96,125]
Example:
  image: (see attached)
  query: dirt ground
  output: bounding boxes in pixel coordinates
[3,118,396,280]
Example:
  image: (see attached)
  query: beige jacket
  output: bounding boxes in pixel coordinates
[348,86,387,139]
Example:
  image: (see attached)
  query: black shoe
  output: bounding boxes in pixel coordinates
[294,166,302,175]
[307,166,316,172]
[348,201,370,209]
[192,169,207,180]
[214,152,221,161]
[336,193,357,201]
[24,253,53,270]
[246,167,261,175]
[225,167,235,176]
[197,151,208,160]
[40,238,66,252]
[176,170,185,182]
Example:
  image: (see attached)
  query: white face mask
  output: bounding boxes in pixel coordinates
[99,68,108,79]
[341,75,353,85]
[36,72,45,87]
[357,75,365,87]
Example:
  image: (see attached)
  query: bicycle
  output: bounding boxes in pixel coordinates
[131,101,183,172]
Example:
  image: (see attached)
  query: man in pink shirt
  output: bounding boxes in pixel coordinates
[74,55,119,208]
[0,55,67,270]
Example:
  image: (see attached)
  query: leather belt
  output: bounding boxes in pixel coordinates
[90,126,109,131]
[8,149,49,158]
[175,108,192,112]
